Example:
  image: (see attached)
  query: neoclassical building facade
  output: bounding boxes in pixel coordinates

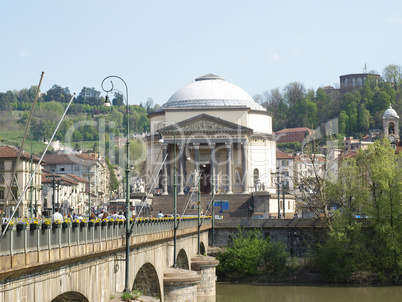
[145,74,276,195]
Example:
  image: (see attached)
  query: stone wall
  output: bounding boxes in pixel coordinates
[210,218,326,257]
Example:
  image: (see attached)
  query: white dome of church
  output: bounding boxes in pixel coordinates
[146,73,291,218]
[383,105,399,119]
[159,73,266,111]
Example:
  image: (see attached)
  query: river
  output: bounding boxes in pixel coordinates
[215,283,402,302]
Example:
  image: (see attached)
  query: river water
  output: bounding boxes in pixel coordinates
[216,283,402,302]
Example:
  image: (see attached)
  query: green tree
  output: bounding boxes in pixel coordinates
[316,138,402,283]
[346,101,358,135]
[45,85,72,103]
[315,211,369,282]
[0,91,17,110]
[338,110,349,135]
[284,82,306,128]
[357,103,370,134]
[357,138,402,279]
[106,158,119,191]
[112,92,124,106]
[382,64,402,88]
[216,227,288,280]
[76,87,101,106]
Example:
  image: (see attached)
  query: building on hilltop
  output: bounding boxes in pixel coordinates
[339,73,381,93]
[342,104,400,154]
[383,104,400,147]
[343,136,374,153]
[275,127,313,145]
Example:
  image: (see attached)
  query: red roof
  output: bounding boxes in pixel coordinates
[276,149,294,159]
[65,173,88,183]
[43,153,97,166]
[41,173,78,186]
[0,145,41,162]
[276,127,312,134]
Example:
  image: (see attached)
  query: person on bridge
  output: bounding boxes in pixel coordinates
[51,208,64,223]
[157,210,164,218]
[118,211,126,221]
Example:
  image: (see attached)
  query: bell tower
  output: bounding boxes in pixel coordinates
[383,105,400,145]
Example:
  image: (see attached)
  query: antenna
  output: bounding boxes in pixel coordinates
[363,63,367,73]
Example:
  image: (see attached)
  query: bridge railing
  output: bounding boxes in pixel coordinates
[0,217,211,256]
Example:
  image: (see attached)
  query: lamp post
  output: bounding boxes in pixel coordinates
[282,180,286,219]
[88,163,91,215]
[271,167,285,219]
[34,185,43,217]
[45,174,61,215]
[157,121,178,268]
[277,169,281,218]
[101,75,131,293]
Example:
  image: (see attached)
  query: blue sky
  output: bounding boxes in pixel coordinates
[1,0,402,105]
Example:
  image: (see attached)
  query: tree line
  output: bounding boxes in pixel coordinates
[254,64,402,138]
[0,85,160,143]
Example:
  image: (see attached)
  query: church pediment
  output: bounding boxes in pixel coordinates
[159,114,252,133]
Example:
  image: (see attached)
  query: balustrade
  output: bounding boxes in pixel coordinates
[0,217,210,257]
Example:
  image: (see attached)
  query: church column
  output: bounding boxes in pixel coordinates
[178,144,185,195]
[225,143,233,194]
[194,143,200,189]
[162,144,168,195]
[209,143,216,194]
[194,143,200,173]
[241,142,248,194]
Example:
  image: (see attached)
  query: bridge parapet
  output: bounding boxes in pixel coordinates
[0,217,212,277]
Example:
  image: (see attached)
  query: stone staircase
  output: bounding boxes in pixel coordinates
[150,193,253,219]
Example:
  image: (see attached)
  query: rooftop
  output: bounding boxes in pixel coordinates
[0,145,41,162]
[158,74,266,112]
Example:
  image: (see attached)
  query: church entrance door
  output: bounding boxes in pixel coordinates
[199,164,211,194]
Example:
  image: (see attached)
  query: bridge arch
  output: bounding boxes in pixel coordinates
[51,291,89,302]
[133,262,161,299]
[177,248,189,269]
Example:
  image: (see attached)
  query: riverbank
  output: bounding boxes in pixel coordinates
[218,269,402,286]
[216,282,402,302]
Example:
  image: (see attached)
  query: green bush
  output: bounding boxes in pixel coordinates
[216,226,289,280]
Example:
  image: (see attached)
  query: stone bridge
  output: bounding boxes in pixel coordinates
[0,218,218,302]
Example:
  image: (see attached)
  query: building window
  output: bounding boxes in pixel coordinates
[60,167,65,172]
[0,161,4,170]
[0,174,4,184]
[11,188,18,199]
[74,165,80,171]
[388,122,395,135]
[12,160,16,169]
[0,189,4,200]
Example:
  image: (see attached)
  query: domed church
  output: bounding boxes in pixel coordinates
[145,74,276,198]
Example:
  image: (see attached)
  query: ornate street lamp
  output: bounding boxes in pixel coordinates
[271,167,286,219]
[45,174,61,215]
[101,75,131,293]
[157,121,178,268]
